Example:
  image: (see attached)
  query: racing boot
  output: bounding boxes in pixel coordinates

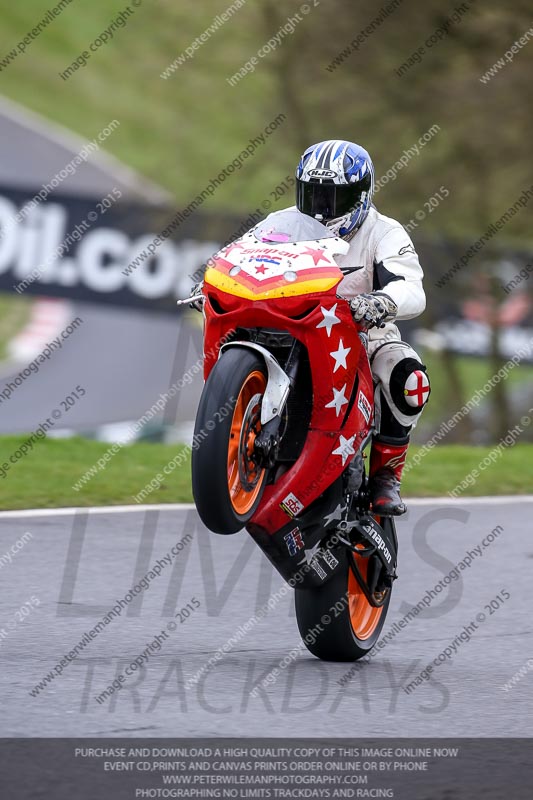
[369,438,408,516]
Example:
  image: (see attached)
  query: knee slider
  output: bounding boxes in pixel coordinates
[390,358,430,416]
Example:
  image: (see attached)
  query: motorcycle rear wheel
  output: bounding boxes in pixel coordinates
[192,348,268,534]
[294,519,395,661]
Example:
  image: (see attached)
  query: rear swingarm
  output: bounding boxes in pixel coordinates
[337,515,398,607]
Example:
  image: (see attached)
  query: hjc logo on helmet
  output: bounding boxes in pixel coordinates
[308,168,337,179]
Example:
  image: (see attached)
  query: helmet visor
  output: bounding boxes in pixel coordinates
[296,175,371,220]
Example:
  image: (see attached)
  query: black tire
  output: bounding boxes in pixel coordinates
[295,521,395,661]
[192,348,268,535]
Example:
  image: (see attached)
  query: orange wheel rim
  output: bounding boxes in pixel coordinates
[227,370,267,516]
[347,515,385,640]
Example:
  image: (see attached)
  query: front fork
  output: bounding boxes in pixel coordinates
[254,339,301,467]
[220,339,301,469]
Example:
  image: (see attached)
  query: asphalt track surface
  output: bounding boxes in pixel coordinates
[0,497,531,738]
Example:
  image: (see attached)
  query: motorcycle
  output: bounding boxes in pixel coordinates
[187,209,398,662]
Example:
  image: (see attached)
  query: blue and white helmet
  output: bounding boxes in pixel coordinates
[295,140,375,238]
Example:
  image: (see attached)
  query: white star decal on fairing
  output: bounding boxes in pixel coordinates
[297,541,322,566]
[325,384,349,417]
[323,503,347,526]
[329,338,351,372]
[316,304,340,337]
[332,434,356,466]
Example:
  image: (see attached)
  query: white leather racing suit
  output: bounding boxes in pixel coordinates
[336,205,429,428]
[336,206,425,336]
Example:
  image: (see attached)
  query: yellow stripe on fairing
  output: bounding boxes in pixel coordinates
[205,268,339,300]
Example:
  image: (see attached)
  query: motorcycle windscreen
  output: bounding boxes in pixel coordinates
[254,208,336,245]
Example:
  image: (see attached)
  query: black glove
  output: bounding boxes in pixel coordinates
[189,282,204,312]
[349,292,398,329]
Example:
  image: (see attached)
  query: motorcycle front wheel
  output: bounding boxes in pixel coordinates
[192,348,268,534]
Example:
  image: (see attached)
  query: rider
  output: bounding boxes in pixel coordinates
[288,139,430,515]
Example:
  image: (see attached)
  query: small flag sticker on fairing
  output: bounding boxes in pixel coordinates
[284,527,305,556]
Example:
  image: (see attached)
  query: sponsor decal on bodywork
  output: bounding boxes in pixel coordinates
[362,522,392,565]
[283,527,305,556]
[280,492,304,518]
[357,390,372,423]
[321,548,339,571]
[309,558,327,580]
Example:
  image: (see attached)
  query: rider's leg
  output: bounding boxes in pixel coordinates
[369,394,410,515]
[368,339,430,516]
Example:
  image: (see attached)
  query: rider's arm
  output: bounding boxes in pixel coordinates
[372,226,426,321]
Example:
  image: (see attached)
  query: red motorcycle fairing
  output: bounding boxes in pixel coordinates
[202,280,374,539]
[247,475,349,589]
